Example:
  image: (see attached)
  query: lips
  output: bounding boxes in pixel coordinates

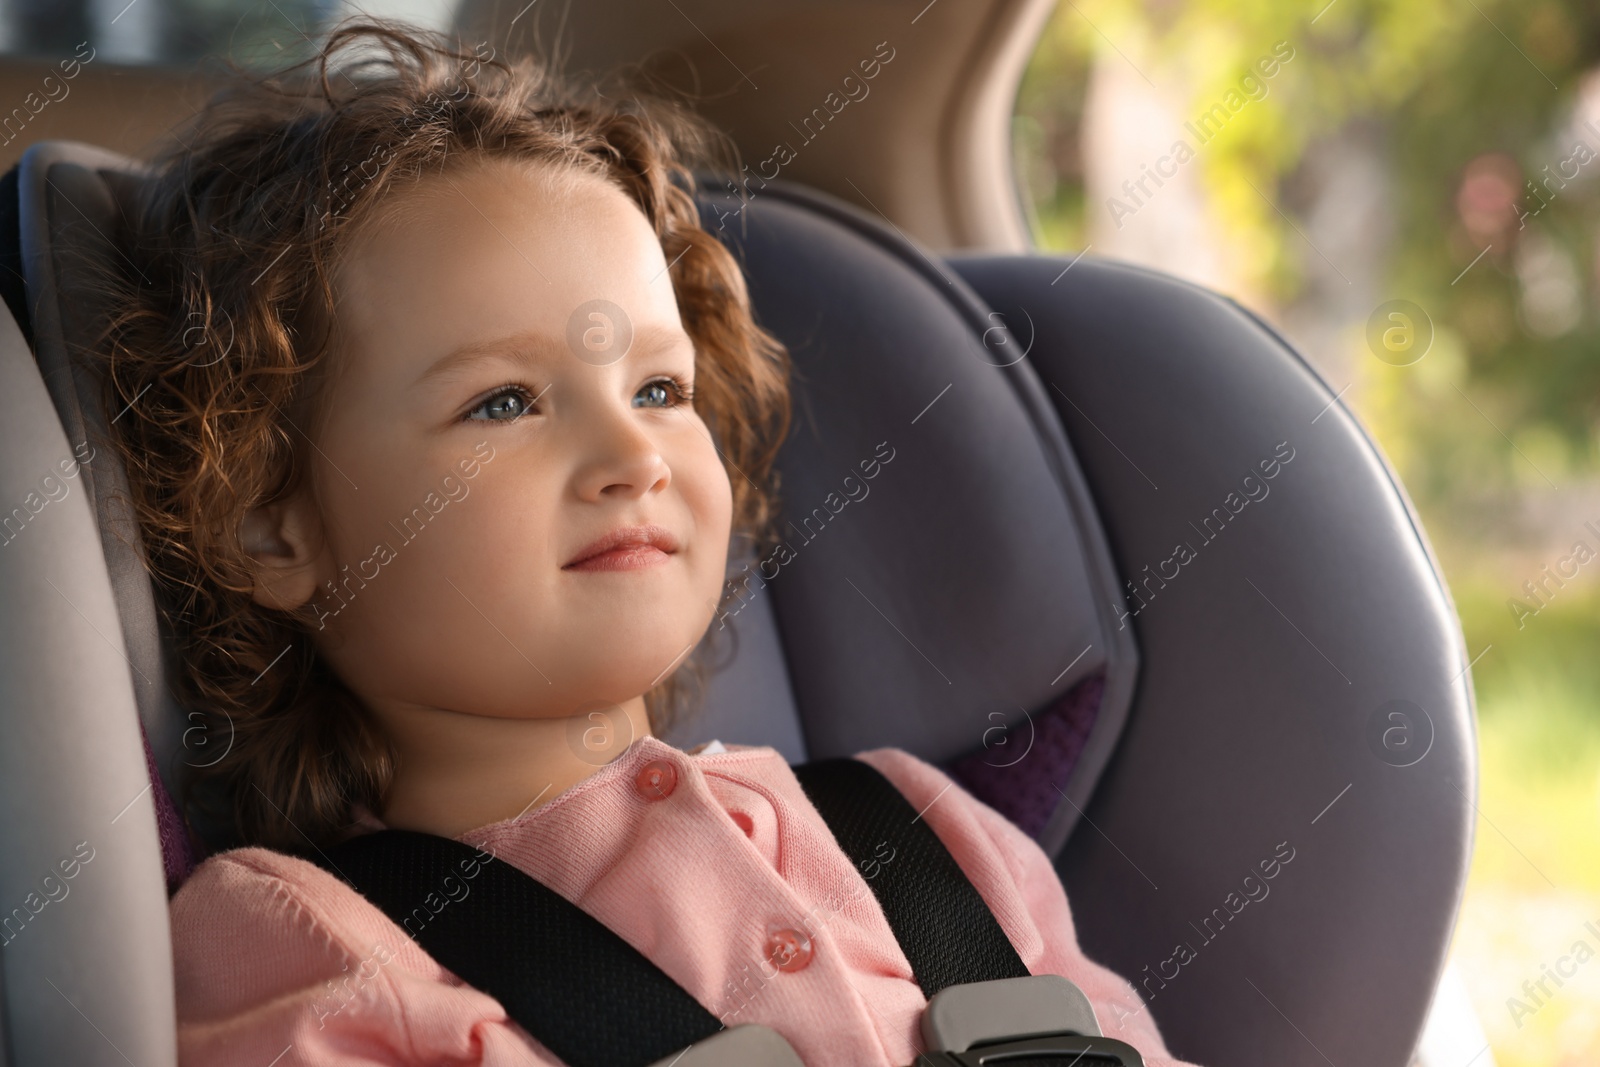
[563,523,680,569]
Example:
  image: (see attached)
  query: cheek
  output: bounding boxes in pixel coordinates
[308,443,560,693]
[695,447,736,622]
[681,431,734,551]
[665,439,734,642]
[341,447,553,592]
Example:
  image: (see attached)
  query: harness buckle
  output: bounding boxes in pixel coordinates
[911,975,1146,1067]
[647,1023,806,1066]
[912,1032,1146,1066]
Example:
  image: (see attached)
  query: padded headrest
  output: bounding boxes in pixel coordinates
[684,180,1136,855]
[15,141,1134,866]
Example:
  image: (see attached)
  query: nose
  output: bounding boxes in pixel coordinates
[569,388,672,502]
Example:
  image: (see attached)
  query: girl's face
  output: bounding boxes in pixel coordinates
[250,157,733,731]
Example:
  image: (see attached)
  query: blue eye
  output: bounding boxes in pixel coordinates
[635,376,694,409]
[467,387,534,421]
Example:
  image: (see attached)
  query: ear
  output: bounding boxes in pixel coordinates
[241,489,328,611]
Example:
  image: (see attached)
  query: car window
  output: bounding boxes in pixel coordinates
[0,0,462,69]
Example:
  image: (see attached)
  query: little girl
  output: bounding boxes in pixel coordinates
[96,17,1205,1067]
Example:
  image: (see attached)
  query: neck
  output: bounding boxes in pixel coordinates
[370,695,654,838]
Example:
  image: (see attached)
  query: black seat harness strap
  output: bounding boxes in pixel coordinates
[306,756,1031,1066]
[309,828,722,1066]
[790,757,1030,997]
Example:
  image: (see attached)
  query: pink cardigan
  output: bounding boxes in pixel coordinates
[170,734,1204,1066]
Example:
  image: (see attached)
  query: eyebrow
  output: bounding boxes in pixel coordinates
[416,323,694,387]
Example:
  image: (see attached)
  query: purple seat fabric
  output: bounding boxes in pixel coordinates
[139,719,198,895]
[946,671,1102,841]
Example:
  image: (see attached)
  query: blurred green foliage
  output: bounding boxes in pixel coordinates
[1015,0,1600,513]
[1458,573,1600,891]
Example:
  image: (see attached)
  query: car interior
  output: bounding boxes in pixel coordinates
[0,2,1477,1066]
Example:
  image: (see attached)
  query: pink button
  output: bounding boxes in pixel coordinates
[634,759,678,801]
[730,811,755,836]
[764,927,813,973]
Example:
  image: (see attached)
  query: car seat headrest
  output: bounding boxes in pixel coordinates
[683,182,1136,854]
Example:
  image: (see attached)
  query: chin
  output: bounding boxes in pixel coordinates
[571,634,701,691]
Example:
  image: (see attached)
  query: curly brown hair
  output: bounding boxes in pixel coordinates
[90,17,792,856]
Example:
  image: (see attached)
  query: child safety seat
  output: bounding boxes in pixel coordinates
[0,139,1475,1067]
